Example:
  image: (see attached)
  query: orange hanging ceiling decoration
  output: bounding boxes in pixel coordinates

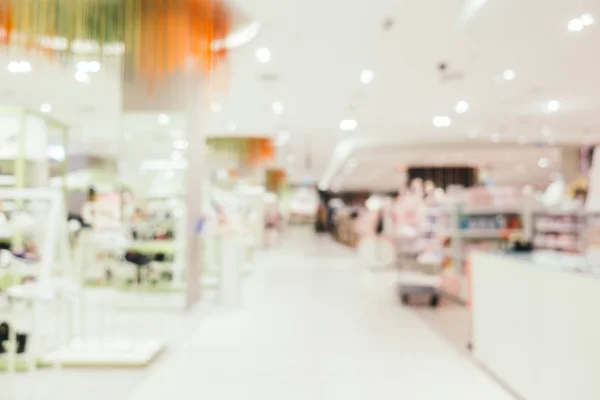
[0,0,233,85]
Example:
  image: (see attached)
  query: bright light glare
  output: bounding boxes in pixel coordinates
[174,139,188,150]
[568,18,584,32]
[47,145,66,161]
[503,69,516,81]
[271,101,284,115]
[546,100,560,112]
[455,101,469,114]
[433,116,451,128]
[74,70,90,83]
[276,131,290,147]
[538,157,550,168]
[581,13,595,26]
[210,103,222,113]
[77,61,101,73]
[158,113,170,125]
[360,69,374,84]
[7,61,32,73]
[255,47,271,63]
[40,103,52,113]
[340,119,358,131]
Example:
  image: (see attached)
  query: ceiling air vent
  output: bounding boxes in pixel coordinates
[258,73,279,82]
[440,71,465,82]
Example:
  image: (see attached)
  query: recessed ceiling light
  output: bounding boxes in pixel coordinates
[210,102,222,113]
[360,69,374,84]
[158,113,170,125]
[455,101,469,114]
[538,157,550,169]
[503,69,516,81]
[546,100,560,112]
[568,18,584,32]
[226,122,236,131]
[74,70,90,83]
[491,133,501,143]
[40,103,52,113]
[271,101,284,115]
[433,116,451,128]
[255,47,271,63]
[340,119,358,131]
[581,13,595,26]
[7,61,32,73]
[174,139,188,150]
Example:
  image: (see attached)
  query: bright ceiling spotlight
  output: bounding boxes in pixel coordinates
[271,101,284,115]
[568,18,584,32]
[433,116,451,128]
[360,69,374,84]
[40,103,52,113]
[226,122,236,132]
[340,119,358,131]
[74,70,90,83]
[174,139,188,150]
[210,102,222,113]
[581,13,595,26]
[157,113,170,125]
[455,100,469,114]
[538,157,550,169]
[7,61,32,73]
[255,47,271,63]
[546,100,560,112]
[503,69,516,81]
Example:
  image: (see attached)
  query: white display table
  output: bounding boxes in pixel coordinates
[471,252,600,400]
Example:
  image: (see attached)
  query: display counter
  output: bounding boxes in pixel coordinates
[471,251,600,400]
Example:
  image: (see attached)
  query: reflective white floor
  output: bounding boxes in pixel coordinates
[128,228,515,400]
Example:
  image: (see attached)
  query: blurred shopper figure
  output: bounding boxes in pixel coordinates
[315,203,327,233]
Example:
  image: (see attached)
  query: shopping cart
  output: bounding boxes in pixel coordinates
[396,235,442,307]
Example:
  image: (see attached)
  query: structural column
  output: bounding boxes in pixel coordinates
[184,67,207,309]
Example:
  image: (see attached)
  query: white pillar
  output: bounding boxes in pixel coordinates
[184,68,206,309]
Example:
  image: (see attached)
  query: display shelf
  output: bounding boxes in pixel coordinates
[531,210,591,254]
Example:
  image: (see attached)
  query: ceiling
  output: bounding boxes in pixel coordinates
[0,0,599,191]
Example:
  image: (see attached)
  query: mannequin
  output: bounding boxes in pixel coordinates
[542,174,566,208]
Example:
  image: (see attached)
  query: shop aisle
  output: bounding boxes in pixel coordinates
[128,228,514,400]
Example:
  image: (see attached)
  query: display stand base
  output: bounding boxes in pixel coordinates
[40,338,165,368]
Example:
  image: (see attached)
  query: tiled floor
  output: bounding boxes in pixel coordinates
[126,228,515,400]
